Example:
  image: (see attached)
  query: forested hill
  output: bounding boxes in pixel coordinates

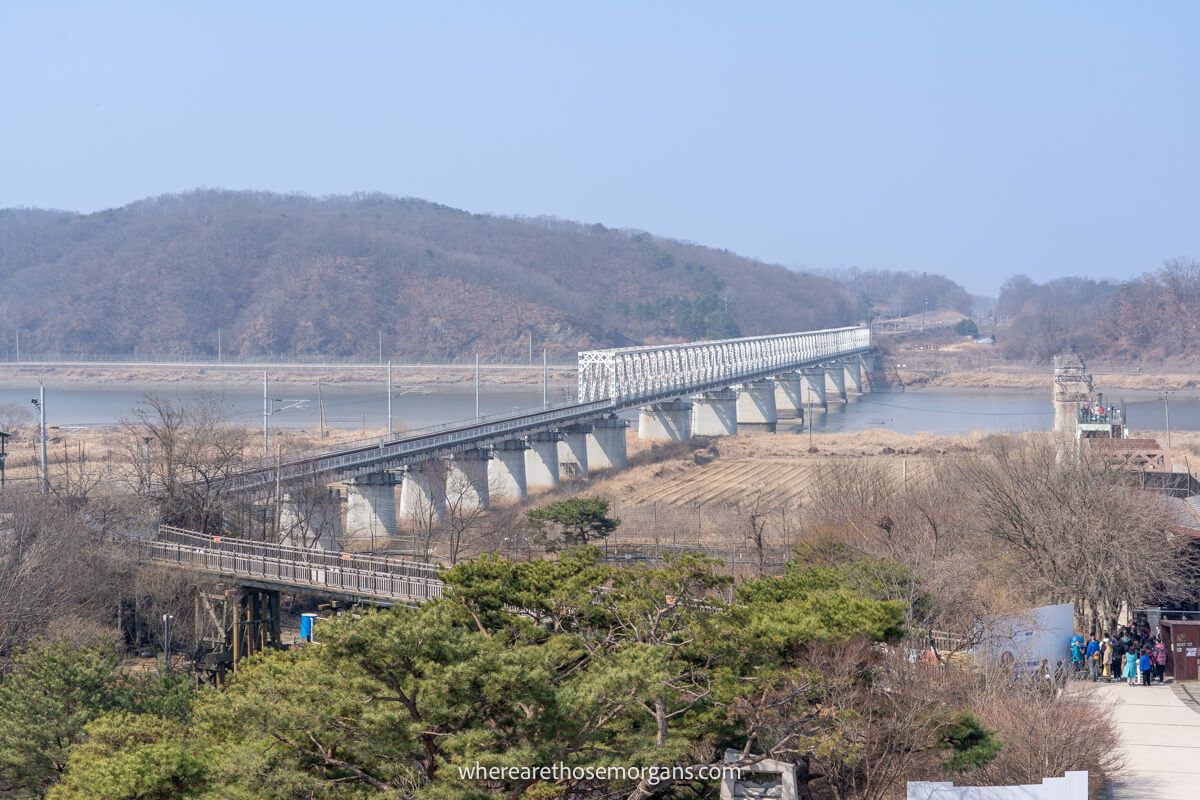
[0,191,864,361]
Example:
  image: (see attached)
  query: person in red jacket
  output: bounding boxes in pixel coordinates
[1154,639,1169,683]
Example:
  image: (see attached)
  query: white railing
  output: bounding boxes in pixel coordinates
[578,326,871,404]
[212,326,872,492]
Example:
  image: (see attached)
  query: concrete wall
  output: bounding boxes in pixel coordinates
[907,771,1086,800]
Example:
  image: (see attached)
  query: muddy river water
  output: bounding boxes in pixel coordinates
[0,381,1196,437]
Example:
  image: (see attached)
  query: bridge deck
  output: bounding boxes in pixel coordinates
[137,526,444,604]
[217,326,872,492]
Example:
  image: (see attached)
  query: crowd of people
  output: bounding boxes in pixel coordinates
[1059,626,1169,686]
[1031,625,1169,691]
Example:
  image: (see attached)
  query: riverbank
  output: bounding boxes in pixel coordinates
[0,361,574,387]
[899,368,1200,392]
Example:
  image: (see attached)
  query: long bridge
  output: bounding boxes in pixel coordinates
[211,325,878,554]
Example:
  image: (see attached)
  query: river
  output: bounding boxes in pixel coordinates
[1,381,1197,437]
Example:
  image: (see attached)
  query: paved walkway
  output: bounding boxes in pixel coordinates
[1088,679,1200,799]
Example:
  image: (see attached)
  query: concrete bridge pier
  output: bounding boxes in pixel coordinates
[586,415,628,471]
[800,368,828,414]
[843,358,864,396]
[691,389,738,437]
[277,489,343,551]
[772,372,804,419]
[447,449,491,512]
[557,423,591,480]
[488,439,528,504]
[638,400,692,442]
[345,473,400,542]
[735,379,778,433]
[861,351,885,391]
[824,363,848,403]
[525,432,562,492]
[399,461,448,524]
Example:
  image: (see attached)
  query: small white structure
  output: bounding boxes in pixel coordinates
[907,771,1087,800]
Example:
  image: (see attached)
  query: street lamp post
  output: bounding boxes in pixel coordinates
[31,385,48,495]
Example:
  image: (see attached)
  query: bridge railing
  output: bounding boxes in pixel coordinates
[225,398,615,491]
[143,527,444,602]
[577,326,871,404]
[157,526,441,580]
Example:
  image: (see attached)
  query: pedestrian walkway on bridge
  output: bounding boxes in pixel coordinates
[1088,680,1200,800]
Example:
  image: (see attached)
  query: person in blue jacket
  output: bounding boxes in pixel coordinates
[1070,634,1085,677]
[1138,650,1153,686]
[1085,636,1101,681]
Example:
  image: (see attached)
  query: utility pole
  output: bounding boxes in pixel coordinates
[921,298,928,332]
[217,329,222,362]
[161,614,173,675]
[1164,392,1172,450]
[317,379,326,438]
[806,383,813,448]
[386,360,393,434]
[542,349,548,407]
[474,353,480,420]
[33,385,48,495]
[378,330,383,364]
[14,330,19,363]
[262,370,269,463]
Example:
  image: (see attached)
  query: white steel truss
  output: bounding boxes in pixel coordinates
[578,326,870,405]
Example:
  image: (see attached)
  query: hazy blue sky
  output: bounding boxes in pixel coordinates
[3,4,1197,294]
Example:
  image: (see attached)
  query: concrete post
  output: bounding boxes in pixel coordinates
[488,439,528,504]
[772,372,804,419]
[638,400,692,442]
[843,358,863,396]
[278,489,343,551]
[447,449,490,512]
[399,461,447,523]
[586,415,628,471]
[345,472,400,541]
[525,431,561,491]
[800,368,828,414]
[824,364,847,403]
[735,379,778,433]
[691,389,738,437]
[557,423,591,480]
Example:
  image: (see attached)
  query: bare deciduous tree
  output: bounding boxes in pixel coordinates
[954,436,1193,634]
[121,392,251,533]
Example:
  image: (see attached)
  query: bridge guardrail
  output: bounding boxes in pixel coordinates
[157,526,439,581]
[225,398,615,491]
[143,527,444,603]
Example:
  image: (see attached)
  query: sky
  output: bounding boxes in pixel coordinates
[2,4,1198,295]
